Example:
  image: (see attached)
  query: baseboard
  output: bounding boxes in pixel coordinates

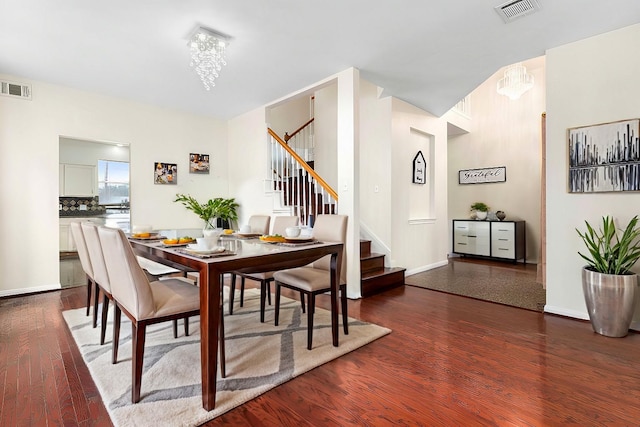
[405,260,448,277]
[0,283,62,298]
[543,305,589,321]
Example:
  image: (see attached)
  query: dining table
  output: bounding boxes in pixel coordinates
[128,233,344,411]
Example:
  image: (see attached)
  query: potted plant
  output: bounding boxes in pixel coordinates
[576,215,640,337]
[174,194,239,231]
[470,202,489,220]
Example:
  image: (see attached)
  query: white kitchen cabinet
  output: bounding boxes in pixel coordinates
[59,217,105,251]
[60,164,97,196]
[453,220,526,263]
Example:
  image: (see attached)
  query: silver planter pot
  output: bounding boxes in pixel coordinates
[582,267,639,337]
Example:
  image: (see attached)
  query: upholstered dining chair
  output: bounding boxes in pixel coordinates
[229,215,299,322]
[228,214,271,313]
[97,225,215,403]
[273,214,349,350]
[69,221,97,324]
[83,222,193,341]
[80,222,115,345]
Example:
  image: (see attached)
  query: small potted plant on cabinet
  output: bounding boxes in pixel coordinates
[576,215,640,337]
[470,202,490,220]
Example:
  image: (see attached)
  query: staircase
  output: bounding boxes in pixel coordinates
[269,125,405,296]
[360,239,405,297]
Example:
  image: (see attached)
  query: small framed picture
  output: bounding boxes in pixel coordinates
[190,153,210,174]
[154,162,177,185]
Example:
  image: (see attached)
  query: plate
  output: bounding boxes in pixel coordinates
[284,237,315,243]
[236,233,262,238]
[185,246,226,255]
[161,241,193,247]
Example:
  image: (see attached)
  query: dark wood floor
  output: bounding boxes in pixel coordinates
[2,262,640,426]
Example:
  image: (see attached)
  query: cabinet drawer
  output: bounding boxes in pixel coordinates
[491,222,515,259]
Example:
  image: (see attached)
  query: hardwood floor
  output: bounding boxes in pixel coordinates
[2,264,640,426]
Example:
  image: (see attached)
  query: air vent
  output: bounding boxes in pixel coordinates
[1,80,32,100]
[494,0,541,23]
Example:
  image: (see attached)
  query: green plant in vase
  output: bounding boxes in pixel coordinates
[174,194,239,230]
[576,215,640,337]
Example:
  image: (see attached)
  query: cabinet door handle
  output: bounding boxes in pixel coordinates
[458,243,467,246]
[468,235,477,238]
[498,248,508,251]
[499,238,508,241]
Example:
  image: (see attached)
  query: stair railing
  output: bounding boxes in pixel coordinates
[268,127,338,226]
[284,118,314,163]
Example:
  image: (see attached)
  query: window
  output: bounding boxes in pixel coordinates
[98,160,129,205]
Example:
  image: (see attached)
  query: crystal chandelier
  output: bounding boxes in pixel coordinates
[496,62,534,100]
[188,27,229,91]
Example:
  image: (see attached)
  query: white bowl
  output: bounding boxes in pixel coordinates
[285,226,301,238]
[132,225,152,234]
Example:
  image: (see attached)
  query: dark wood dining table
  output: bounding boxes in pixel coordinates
[129,235,344,411]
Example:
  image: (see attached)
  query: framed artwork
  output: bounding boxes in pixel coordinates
[190,153,210,174]
[154,162,177,185]
[412,151,426,184]
[568,119,640,193]
[459,166,506,184]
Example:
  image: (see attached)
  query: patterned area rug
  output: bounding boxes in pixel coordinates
[63,288,390,427]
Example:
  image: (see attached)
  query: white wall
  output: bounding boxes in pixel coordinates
[0,74,226,296]
[314,83,338,189]
[545,23,640,329]
[447,56,545,263]
[390,98,449,273]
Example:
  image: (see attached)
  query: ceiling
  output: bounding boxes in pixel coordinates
[2,0,640,119]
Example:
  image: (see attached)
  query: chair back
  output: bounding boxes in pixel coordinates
[69,221,94,280]
[248,215,271,234]
[271,215,299,235]
[81,222,111,293]
[310,215,348,283]
[98,226,155,320]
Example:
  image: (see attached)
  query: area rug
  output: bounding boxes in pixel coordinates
[63,288,390,427]
[405,261,546,311]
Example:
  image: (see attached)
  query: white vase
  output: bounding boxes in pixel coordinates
[475,211,487,220]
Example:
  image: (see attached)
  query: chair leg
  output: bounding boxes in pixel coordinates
[260,280,267,323]
[184,317,190,336]
[274,282,281,326]
[173,320,178,338]
[112,306,121,364]
[340,284,349,335]
[307,293,315,350]
[219,305,226,378]
[132,321,146,403]
[240,277,245,307]
[93,283,100,328]
[100,294,109,345]
[85,277,92,316]
[266,281,272,305]
[300,291,306,313]
[229,274,236,315]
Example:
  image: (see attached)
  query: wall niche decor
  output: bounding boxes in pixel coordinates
[568,119,640,193]
[412,151,426,184]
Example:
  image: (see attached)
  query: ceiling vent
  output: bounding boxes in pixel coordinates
[494,0,541,23]
[1,80,32,100]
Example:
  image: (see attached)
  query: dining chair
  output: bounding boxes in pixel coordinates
[80,222,115,345]
[69,221,97,324]
[229,215,299,322]
[97,225,216,403]
[273,214,349,350]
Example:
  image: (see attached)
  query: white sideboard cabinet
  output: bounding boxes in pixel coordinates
[453,220,526,263]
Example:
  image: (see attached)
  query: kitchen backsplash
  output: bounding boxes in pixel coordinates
[59,196,105,217]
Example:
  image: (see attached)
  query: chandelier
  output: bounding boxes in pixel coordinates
[188,27,229,90]
[496,62,534,100]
